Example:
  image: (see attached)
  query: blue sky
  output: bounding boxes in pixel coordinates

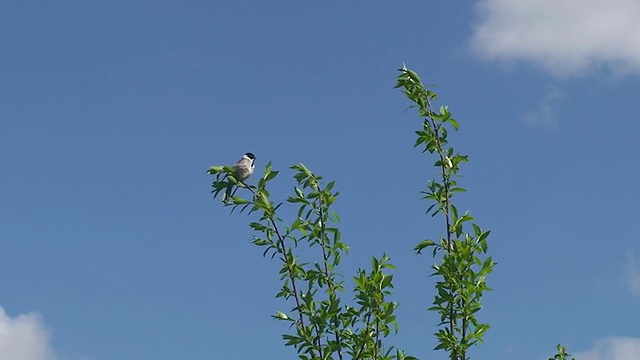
[1,1,639,359]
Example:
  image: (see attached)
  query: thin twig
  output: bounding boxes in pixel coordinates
[315,183,344,360]
[245,185,315,356]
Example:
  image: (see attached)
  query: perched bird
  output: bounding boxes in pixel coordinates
[222,152,256,203]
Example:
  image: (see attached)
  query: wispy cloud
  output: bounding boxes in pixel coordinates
[470,0,640,77]
[627,253,640,298]
[0,306,57,360]
[521,86,563,128]
[575,337,640,360]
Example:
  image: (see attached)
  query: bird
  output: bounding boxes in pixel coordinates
[222,152,256,203]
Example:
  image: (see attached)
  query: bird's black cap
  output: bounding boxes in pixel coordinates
[244,152,256,159]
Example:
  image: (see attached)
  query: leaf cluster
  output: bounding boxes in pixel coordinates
[548,344,575,360]
[206,64,575,360]
[396,64,497,360]
[208,162,415,360]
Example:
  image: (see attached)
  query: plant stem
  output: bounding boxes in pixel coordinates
[316,188,344,360]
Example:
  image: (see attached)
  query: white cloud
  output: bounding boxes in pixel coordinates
[627,254,640,298]
[470,0,640,76]
[521,86,563,128]
[575,337,640,360]
[0,306,57,360]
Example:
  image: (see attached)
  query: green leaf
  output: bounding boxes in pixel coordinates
[206,166,225,174]
[448,118,459,131]
[227,175,238,185]
[264,170,279,181]
[273,311,290,320]
[371,256,379,270]
[414,239,436,254]
[407,69,422,83]
[231,196,249,204]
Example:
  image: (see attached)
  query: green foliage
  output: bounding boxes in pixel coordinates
[549,344,575,360]
[208,162,414,360]
[207,65,574,360]
[396,64,496,360]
